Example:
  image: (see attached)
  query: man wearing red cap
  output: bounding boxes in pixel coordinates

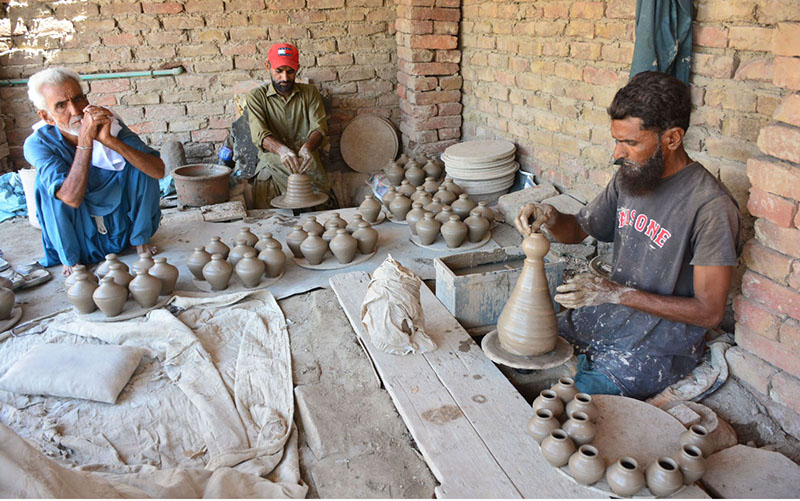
[244,42,332,208]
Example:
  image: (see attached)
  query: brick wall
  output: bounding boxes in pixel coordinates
[0,0,399,171]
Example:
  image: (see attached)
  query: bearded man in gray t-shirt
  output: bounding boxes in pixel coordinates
[517,72,741,399]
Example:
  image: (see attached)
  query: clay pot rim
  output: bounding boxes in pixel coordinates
[540,389,558,400]
[578,444,599,457]
[243,251,257,258]
[689,424,708,436]
[681,444,702,457]
[574,392,592,404]
[558,376,576,386]
[105,253,118,259]
[571,411,589,422]
[535,408,554,419]
[210,254,225,260]
[549,429,569,441]
[656,457,679,471]
[139,252,152,258]
[618,457,639,471]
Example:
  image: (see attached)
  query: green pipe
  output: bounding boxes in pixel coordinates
[0,66,185,86]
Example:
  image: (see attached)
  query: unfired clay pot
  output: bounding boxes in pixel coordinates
[324,212,347,231]
[92,276,128,317]
[96,253,125,278]
[359,195,382,223]
[679,425,713,458]
[150,257,179,295]
[423,176,440,195]
[645,457,684,497]
[433,186,457,206]
[568,445,605,486]
[286,225,308,258]
[389,193,412,221]
[134,252,155,272]
[526,408,559,444]
[551,376,579,404]
[347,214,365,234]
[65,264,98,289]
[531,388,564,418]
[424,200,443,215]
[236,226,259,247]
[416,213,441,245]
[107,262,134,289]
[406,202,426,236]
[423,160,442,180]
[67,273,98,314]
[330,229,358,264]
[464,210,490,243]
[540,429,576,467]
[0,287,14,320]
[259,241,286,278]
[396,153,408,166]
[443,177,463,196]
[451,194,477,220]
[322,226,339,244]
[202,254,233,291]
[404,158,419,173]
[300,231,328,265]
[255,232,280,253]
[206,237,230,260]
[562,411,596,446]
[303,216,325,236]
[435,205,453,224]
[236,251,266,288]
[566,393,599,421]
[606,457,645,497]
[187,247,212,280]
[674,444,707,484]
[397,179,415,198]
[352,221,378,254]
[382,186,397,208]
[0,276,12,290]
[441,215,468,248]
[496,232,558,356]
[129,265,161,308]
[405,162,425,187]
[229,239,255,267]
[475,201,495,224]
[410,186,428,203]
[385,161,405,186]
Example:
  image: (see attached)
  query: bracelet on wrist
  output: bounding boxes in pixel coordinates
[76,145,92,150]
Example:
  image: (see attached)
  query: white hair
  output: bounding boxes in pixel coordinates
[27,68,84,111]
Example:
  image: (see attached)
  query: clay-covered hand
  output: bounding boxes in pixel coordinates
[276,145,302,173]
[515,203,557,236]
[297,143,313,173]
[554,273,633,309]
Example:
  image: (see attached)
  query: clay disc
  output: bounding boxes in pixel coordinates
[408,231,491,252]
[443,140,516,163]
[192,270,284,292]
[270,191,329,210]
[292,249,377,270]
[76,296,170,323]
[0,305,23,333]
[481,330,573,369]
[340,115,399,173]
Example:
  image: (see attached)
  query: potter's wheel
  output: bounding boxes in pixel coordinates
[293,248,377,270]
[271,192,329,210]
[192,269,284,293]
[76,296,171,323]
[0,306,23,332]
[481,330,573,369]
[409,231,491,252]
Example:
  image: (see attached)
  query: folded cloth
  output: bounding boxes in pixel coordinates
[32,112,126,172]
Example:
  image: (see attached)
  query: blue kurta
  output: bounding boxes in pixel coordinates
[23,124,161,267]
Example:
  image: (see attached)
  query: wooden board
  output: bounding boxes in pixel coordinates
[330,271,601,498]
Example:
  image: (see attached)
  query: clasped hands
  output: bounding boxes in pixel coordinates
[276,144,313,174]
[78,105,115,145]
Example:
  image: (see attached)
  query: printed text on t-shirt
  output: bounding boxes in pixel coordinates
[617,208,672,248]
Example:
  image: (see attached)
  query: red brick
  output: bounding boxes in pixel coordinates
[742,270,800,321]
[692,53,736,79]
[397,46,434,63]
[439,75,462,90]
[129,121,167,134]
[774,56,800,90]
[748,187,799,228]
[90,79,131,94]
[583,66,619,86]
[543,3,569,18]
[289,10,325,23]
[747,157,800,201]
[736,324,800,379]
[755,218,800,256]
[605,0,634,19]
[774,23,800,57]
[742,241,794,282]
[417,115,461,130]
[770,371,800,414]
[94,95,117,106]
[225,0,265,10]
[406,89,461,105]
[103,33,140,46]
[184,0,223,12]
[774,94,800,128]
[399,60,458,76]
[728,26,774,51]
[142,2,183,14]
[693,25,729,48]
[162,16,204,30]
[758,124,800,164]
[434,21,459,36]
[102,2,143,15]
[792,262,800,290]
[221,43,257,56]
[696,2,757,22]
[556,61,584,80]
[601,42,634,64]
[438,101,462,115]
[571,1,604,19]
[409,34,457,50]
[780,318,800,352]
[191,129,229,142]
[725,345,778,394]
[734,58,774,82]
[438,127,460,140]
[396,18,433,34]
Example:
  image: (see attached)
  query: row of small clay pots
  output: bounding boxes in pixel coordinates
[412,209,491,248]
[383,178,465,216]
[293,213,379,265]
[186,234,286,291]
[384,155,445,187]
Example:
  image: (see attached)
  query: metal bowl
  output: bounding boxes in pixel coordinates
[172,164,231,207]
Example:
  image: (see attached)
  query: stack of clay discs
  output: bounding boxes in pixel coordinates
[271,173,329,209]
[340,114,399,173]
[442,140,519,197]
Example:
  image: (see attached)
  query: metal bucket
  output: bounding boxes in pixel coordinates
[172,164,231,207]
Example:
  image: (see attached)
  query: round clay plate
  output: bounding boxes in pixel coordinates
[443,139,516,163]
[384,209,409,225]
[76,295,171,323]
[293,249,377,270]
[340,115,399,173]
[271,191,329,210]
[551,394,688,498]
[0,305,23,333]
[192,269,284,292]
[481,330,574,370]
[409,231,491,252]
[360,210,386,225]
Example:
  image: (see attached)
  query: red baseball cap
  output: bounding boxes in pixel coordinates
[267,43,299,71]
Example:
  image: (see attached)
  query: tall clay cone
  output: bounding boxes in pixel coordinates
[496,231,558,357]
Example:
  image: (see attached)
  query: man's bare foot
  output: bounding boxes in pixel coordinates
[63,264,75,276]
[135,243,159,256]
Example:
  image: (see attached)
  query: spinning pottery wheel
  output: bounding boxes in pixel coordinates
[271,173,329,209]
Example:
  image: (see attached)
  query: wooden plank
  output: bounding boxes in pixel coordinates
[330,272,522,499]
[201,200,247,222]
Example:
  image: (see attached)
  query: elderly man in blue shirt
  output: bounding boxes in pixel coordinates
[23,68,164,276]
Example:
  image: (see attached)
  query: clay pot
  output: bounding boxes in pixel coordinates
[322,226,339,244]
[134,252,155,272]
[286,225,308,258]
[433,186,457,206]
[92,276,128,317]
[229,239,255,267]
[531,388,564,418]
[202,254,233,291]
[150,257,179,295]
[67,273,98,314]
[96,253,125,278]
[347,214,365,234]
[352,222,379,254]
[441,215,468,248]
[566,393,599,422]
[551,376,579,404]
[415,213,441,245]
[405,162,426,187]
[540,429,576,467]
[129,265,161,307]
[382,186,397,208]
[562,411,596,446]
[435,205,454,224]
[443,177,463,196]
[259,241,286,278]
[674,444,707,484]
[397,179,415,198]
[526,408,560,444]
[187,247,212,280]
[424,200,443,215]
[236,251,266,287]
[410,186,428,203]
[0,287,14,320]
[359,195,382,223]
[568,445,605,486]
[255,232,280,253]
[423,176,440,195]
[396,153,408,166]
[330,229,358,264]
[236,226,259,247]
[646,457,683,497]
[474,201,495,225]
[606,457,645,497]
[206,237,230,260]
[464,210,490,243]
[65,264,98,289]
[679,425,713,458]
[389,193,412,221]
[423,160,442,180]
[301,231,328,265]
[324,212,347,231]
[406,202,426,236]
[302,216,325,236]
[385,161,405,186]
[0,276,12,290]
[404,158,419,173]
[107,262,134,289]
[451,194,477,220]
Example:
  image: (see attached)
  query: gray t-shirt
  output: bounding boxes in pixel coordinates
[560,162,741,398]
